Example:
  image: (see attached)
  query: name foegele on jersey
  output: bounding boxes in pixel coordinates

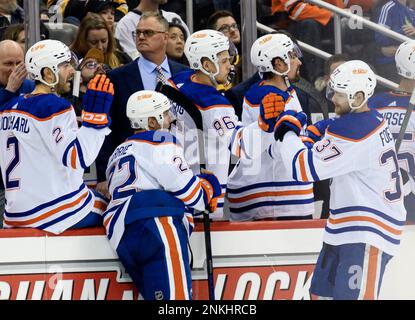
[379,126,394,147]
[0,114,30,133]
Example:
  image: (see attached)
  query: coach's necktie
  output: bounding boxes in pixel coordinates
[155,65,167,85]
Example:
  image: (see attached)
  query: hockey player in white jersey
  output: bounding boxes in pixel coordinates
[169,30,277,220]
[369,40,415,222]
[104,90,221,300]
[227,33,316,221]
[0,39,113,233]
[263,60,406,299]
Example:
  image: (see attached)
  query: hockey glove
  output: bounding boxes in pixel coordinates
[306,118,334,143]
[258,93,285,133]
[198,173,222,213]
[82,74,114,128]
[274,110,307,141]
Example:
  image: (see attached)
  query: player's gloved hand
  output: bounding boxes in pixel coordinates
[82,74,114,128]
[258,93,285,133]
[198,173,222,213]
[274,110,307,141]
[306,118,334,143]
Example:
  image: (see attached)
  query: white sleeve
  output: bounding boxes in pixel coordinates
[152,143,208,212]
[40,108,110,171]
[277,131,368,182]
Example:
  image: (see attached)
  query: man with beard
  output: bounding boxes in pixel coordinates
[169,30,279,220]
[226,33,316,221]
[0,39,114,232]
[265,60,406,299]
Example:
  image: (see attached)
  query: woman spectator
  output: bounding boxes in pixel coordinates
[2,23,50,53]
[70,13,131,69]
[166,23,188,65]
[84,0,118,31]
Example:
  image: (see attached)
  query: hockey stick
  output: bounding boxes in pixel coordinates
[156,81,216,301]
[395,88,415,153]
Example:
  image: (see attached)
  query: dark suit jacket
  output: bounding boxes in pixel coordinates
[96,58,189,181]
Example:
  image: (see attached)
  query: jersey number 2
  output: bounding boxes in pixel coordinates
[5,136,20,190]
[108,156,137,200]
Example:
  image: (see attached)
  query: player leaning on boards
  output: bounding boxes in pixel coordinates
[0,39,114,232]
[227,33,315,221]
[103,90,221,300]
[369,40,415,222]
[168,30,277,220]
[261,60,406,299]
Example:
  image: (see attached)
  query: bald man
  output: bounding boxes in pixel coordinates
[0,40,35,226]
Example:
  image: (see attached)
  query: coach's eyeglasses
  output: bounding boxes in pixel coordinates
[133,29,167,39]
[217,23,239,34]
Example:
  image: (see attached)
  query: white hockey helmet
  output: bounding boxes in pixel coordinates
[250,33,302,77]
[184,29,229,77]
[25,39,72,87]
[395,40,415,80]
[327,60,377,110]
[126,90,171,130]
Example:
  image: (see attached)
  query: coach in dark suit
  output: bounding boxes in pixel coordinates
[95,11,189,197]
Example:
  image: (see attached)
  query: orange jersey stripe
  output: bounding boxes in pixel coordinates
[71,146,77,169]
[181,182,201,203]
[159,217,186,299]
[5,191,89,226]
[363,246,379,300]
[298,150,309,182]
[328,216,402,236]
[227,188,314,203]
[94,200,107,212]
[327,120,385,142]
[103,212,114,228]
[0,106,73,122]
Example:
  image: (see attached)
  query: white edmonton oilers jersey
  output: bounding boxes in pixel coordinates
[369,91,415,197]
[277,109,406,256]
[0,93,109,234]
[227,82,314,221]
[169,71,274,220]
[103,131,209,249]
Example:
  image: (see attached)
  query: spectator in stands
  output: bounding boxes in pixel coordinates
[374,0,415,83]
[95,11,188,198]
[271,0,344,83]
[0,40,35,226]
[2,23,50,53]
[84,0,118,31]
[47,0,128,25]
[166,22,187,65]
[0,0,23,39]
[207,10,242,88]
[70,13,131,69]
[64,47,107,114]
[314,54,350,94]
[115,0,190,60]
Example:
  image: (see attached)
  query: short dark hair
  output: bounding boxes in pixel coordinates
[168,22,187,41]
[324,54,350,76]
[207,10,234,30]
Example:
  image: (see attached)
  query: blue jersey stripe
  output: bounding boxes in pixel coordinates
[74,138,87,169]
[292,148,306,181]
[229,198,314,213]
[186,189,203,207]
[307,149,319,181]
[37,191,93,229]
[330,206,405,226]
[325,225,401,245]
[171,176,197,197]
[227,180,311,194]
[4,184,86,218]
[108,203,126,239]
